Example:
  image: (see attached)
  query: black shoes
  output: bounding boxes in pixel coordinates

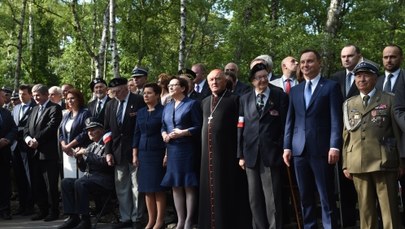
[73,218,91,229]
[111,221,132,229]
[31,212,48,221]
[44,212,60,221]
[58,215,80,229]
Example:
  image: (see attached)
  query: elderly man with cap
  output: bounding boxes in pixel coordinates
[104,77,145,229]
[58,117,114,229]
[88,78,110,124]
[342,60,403,229]
[1,86,13,111]
[10,92,21,107]
[131,66,148,95]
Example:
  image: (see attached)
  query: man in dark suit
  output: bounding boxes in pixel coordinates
[0,89,17,220]
[331,44,362,99]
[104,78,145,229]
[23,84,62,221]
[88,78,110,124]
[391,44,405,227]
[330,44,362,227]
[192,63,211,99]
[224,62,251,96]
[238,63,288,229]
[11,84,36,216]
[376,45,404,93]
[58,117,114,229]
[283,49,343,229]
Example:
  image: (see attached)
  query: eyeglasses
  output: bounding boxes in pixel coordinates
[254,75,268,81]
[66,97,75,101]
[168,84,181,88]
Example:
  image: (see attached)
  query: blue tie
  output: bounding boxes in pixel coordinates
[116,100,125,125]
[305,81,312,108]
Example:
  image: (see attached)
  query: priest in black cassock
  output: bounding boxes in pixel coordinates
[199,69,252,229]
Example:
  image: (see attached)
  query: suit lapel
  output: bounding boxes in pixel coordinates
[248,92,260,119]
[261,90,275,119]
[307,78,325,109]
[364,90,382,114]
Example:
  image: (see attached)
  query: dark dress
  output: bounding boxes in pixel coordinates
[199,90,252,229]
[160,97,202,188]
[132,104,167,193]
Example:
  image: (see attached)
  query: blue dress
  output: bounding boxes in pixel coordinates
[161,97,202,187]
[133,104,168,193]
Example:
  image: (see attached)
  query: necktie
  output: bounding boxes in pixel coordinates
[304,81,312,108]
[256,93,265,114]
[96,100,102,115]
[346,72,353,96]
[36,105,44,124]
[383,74,394,92]
[195,84,200,93]
[285,79,291,94]
[116,100,125,125]
[19,104,27,121]
[363,95,370,108]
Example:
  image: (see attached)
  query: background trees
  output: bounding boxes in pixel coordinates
[0,0,403,99]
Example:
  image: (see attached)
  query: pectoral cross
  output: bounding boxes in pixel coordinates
[208,115,213,124]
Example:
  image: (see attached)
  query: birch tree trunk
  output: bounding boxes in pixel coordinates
[178,0,186,70]
[14,0,28,90]
[323,0,342,77]
[71,0,109,79]
[109,0,120,78]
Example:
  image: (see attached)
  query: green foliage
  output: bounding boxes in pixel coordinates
[0,0,403,90]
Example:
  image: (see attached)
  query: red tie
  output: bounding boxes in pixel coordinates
[285,79,291,94]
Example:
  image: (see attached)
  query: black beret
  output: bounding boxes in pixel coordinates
[131,67,148,78]
[353,60,379,75]
[108,78,128,87]
[178,68,196,80]
[89,78,107,91]
[84,117,104,130]
[249,63,268,81]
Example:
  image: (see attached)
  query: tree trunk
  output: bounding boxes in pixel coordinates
[178,0,186,70]
[109,0,120,78]
[14,0,28,91]
[323,0,342,77]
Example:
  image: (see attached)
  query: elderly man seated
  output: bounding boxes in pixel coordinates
[58,117,114,229]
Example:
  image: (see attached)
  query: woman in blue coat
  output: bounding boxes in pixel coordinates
[59,89,91,177]
[161,77,202,229]
[132,83,168,229]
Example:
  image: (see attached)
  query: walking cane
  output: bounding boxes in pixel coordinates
[335,164,344,229]
[286,165,302,229]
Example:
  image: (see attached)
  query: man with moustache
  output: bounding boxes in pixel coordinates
[199,69,251,229]
[104,78,145,229]
[238,63,288,229]
[88,78,110,124]
[343,60,403,228]
[283,49,343,229]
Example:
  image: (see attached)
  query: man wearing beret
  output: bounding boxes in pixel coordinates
[131,67,148,95]
[238,63,288,229]
[104,77,145,229]
[88,78,110,124]
[58,117,114,229]
[342,60,403,228]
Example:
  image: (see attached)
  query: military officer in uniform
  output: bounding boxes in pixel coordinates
[342,60,404,229]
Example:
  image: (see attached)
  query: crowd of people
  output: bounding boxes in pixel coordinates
[0,44,404,229]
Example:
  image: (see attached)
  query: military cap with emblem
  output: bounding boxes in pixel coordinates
[108,77,128,87]
[353,60,379,75]
[1,86,12,94]
[178,68,196,80]
[131,66,148,78]
[89,78,107,92]
[11,92,19,100]
[84,117,104,130]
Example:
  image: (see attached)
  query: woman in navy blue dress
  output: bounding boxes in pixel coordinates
[161,77,202,229]
[132,83,167,229]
